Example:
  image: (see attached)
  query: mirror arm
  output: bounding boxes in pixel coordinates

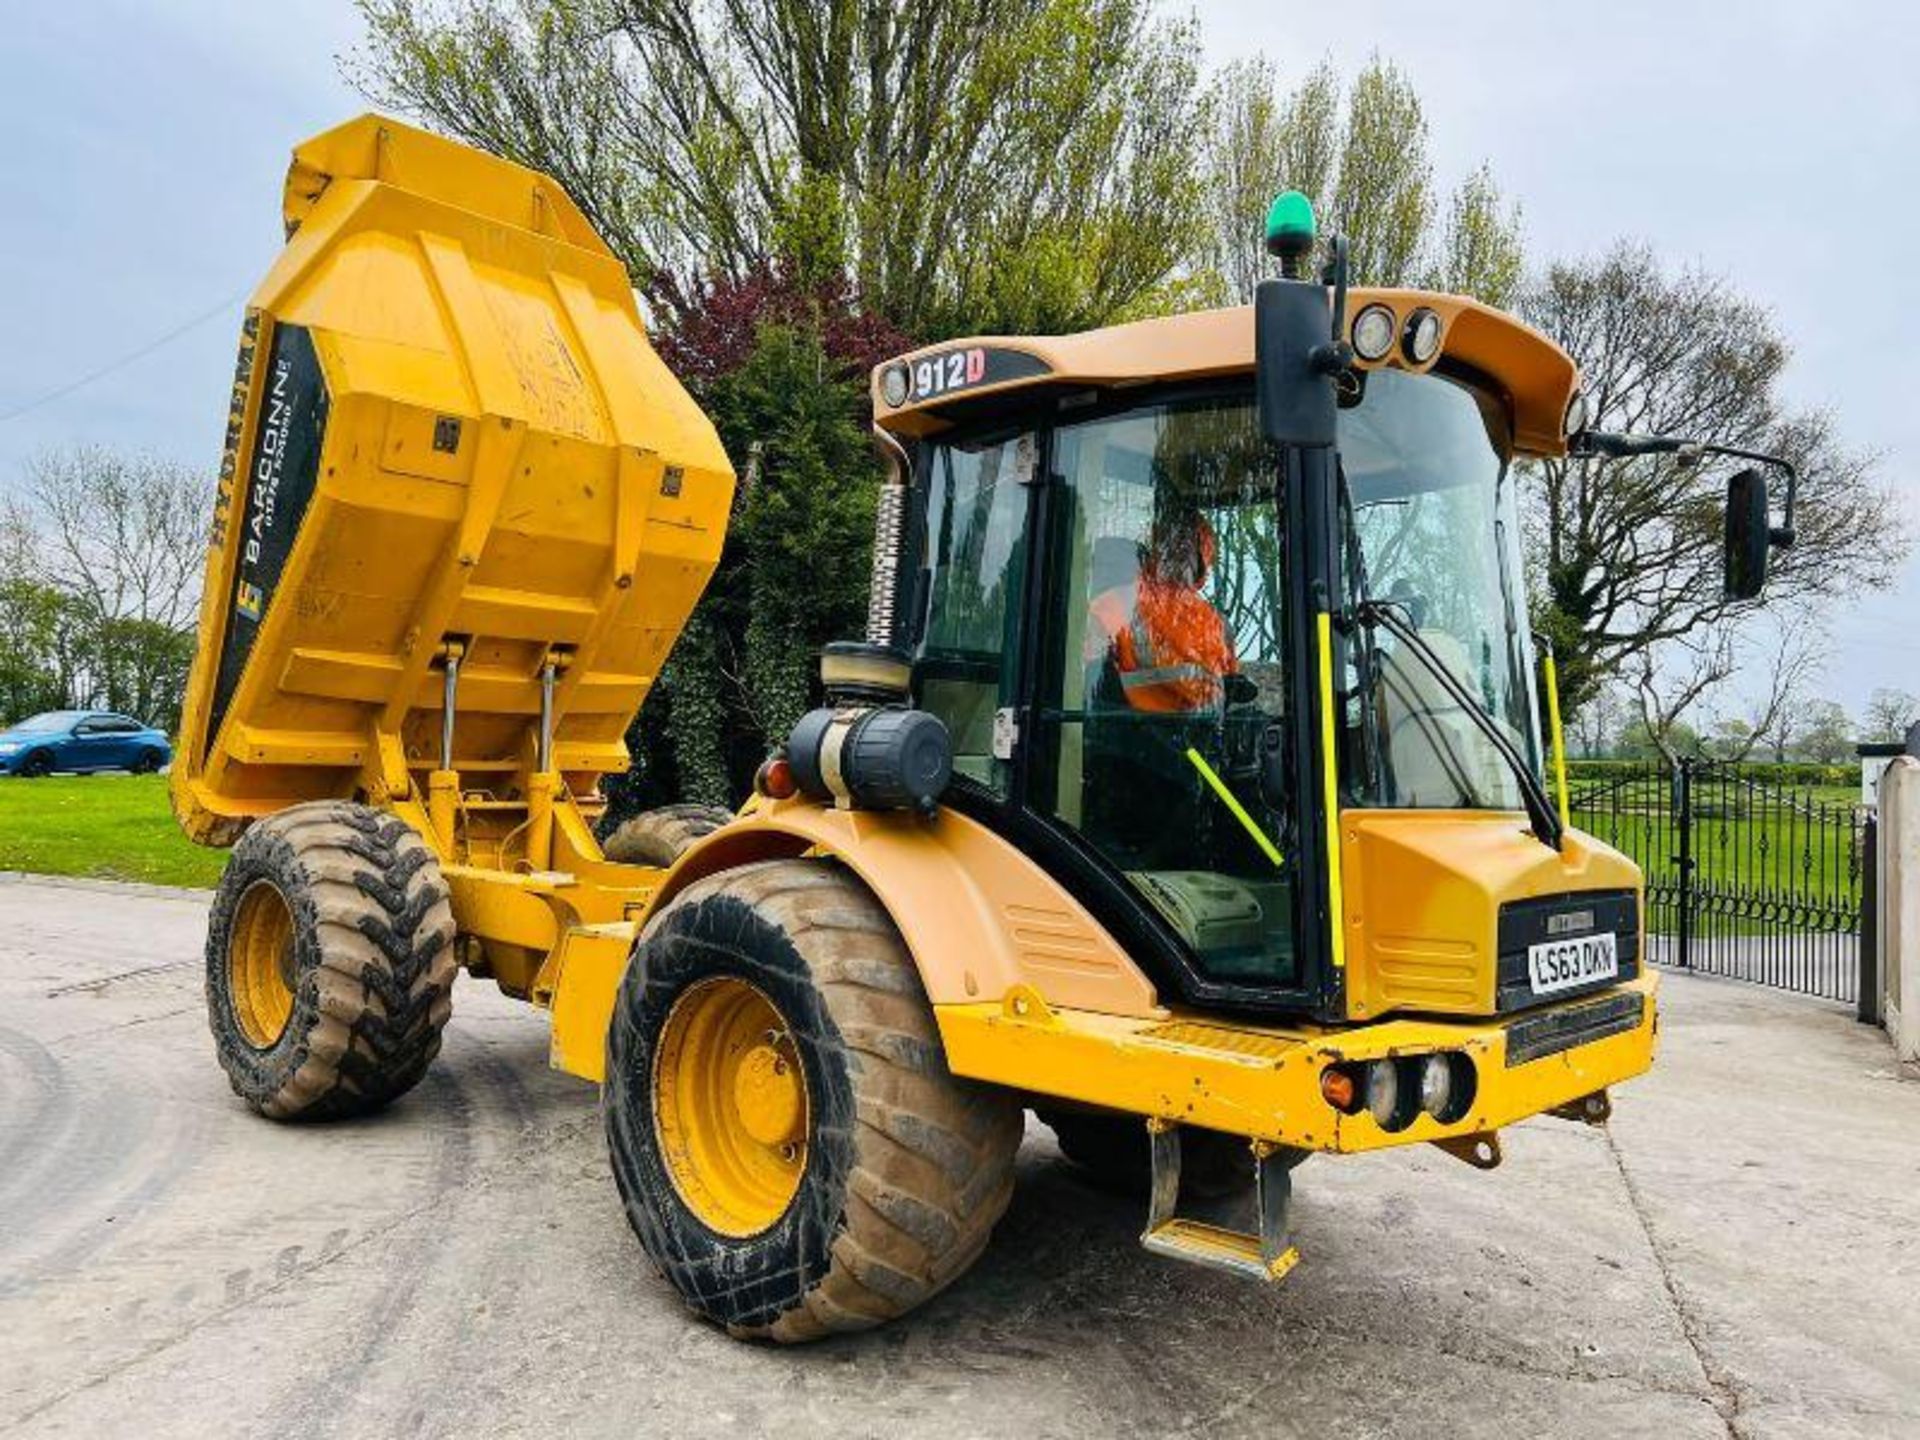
[1569,431,1799,547]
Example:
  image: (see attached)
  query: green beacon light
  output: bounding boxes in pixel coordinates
[1264,189,1316,279]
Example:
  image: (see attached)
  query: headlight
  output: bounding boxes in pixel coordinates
[0,741,20,753]
[1350,304,1396,361]
[880,364,910,408]
[1564,389,1589,437]
[1419,1053,1476,1123]
[1365,1060,1400,1127]
[1403,307,1442,364]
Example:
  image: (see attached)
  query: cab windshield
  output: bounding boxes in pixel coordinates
[1336,367,1543,811]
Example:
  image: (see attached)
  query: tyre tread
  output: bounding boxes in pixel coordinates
[205,800,456,1121]
[608,857,1020,1342]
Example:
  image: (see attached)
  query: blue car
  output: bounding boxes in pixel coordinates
[0,710,173,777]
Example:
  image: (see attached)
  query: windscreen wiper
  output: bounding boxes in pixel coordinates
[1355,599,1564,851]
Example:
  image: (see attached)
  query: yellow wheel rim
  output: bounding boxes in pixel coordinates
[652,977,810,1236]
[229,881,296,1049]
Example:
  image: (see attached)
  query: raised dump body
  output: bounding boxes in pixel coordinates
[173,115,733,852]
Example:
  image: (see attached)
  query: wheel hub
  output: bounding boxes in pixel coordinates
[652,978,810,1236]
[229,880,295,1049]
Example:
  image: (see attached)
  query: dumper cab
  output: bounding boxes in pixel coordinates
[862,296,1642,1033]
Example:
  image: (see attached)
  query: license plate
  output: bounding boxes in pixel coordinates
[1528,931,1618,996]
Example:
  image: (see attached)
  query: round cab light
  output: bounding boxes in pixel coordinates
[1403,308,1442,364]
[1564,389,1589,437]
[1351,304,1396,361]
[880,364,910,408]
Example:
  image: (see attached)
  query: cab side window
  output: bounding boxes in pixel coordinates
[909,434,1033,795]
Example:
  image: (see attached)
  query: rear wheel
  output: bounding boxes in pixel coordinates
[605,858,1021,1340]
[131,749,164,774]
[205,801,457,1120]
[1040,1108,1255,1200]
[601,803,733,867]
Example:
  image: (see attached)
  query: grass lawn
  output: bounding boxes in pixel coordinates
[0,773,228,889]
[1569,776,1865,935]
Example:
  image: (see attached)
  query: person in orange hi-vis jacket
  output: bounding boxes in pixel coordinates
[1087,512,1239,713]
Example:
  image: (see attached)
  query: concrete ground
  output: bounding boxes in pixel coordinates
[1,874,1915,1440]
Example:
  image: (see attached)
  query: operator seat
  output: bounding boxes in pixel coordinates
[1374,629,1515,808]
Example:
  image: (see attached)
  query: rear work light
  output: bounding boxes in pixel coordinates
[1321,1053,1477,1130]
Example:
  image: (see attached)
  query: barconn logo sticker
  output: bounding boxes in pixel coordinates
[206,321,327,751]
[242,351,296,577]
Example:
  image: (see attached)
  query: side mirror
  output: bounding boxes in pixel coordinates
[1724,467,1770,600]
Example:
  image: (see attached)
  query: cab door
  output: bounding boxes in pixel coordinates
[1023,393,1308,994]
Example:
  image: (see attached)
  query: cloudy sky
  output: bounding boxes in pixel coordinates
[2,1,1914,718]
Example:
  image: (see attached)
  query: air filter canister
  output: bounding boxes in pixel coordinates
[787,705,952,815]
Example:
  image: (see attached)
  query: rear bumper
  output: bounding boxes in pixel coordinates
[934,971,1658,1153]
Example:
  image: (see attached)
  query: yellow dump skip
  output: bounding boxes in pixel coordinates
[172,115,734,844]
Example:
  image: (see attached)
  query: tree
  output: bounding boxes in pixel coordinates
[0,508,80,724]
[1523,242,1907,717]
[1624,628,1728,763]
[602,265,900,815]
[1197,56,1523,305]
[1568,684,1631,758]
[7,447,210,731]
[1616,712,1700,761]
[1863,687,1920,744]
[1697,617,1825,763]
[1793,699,1856,765]
[352,0,1212,338]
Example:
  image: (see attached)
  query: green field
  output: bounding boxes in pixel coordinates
[0,773,227,889]
[1569,777,1864,934]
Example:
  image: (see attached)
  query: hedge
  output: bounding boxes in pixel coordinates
[1564,758,1857,788]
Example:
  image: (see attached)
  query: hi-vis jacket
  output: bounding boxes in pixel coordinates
[1088,578,1238,713]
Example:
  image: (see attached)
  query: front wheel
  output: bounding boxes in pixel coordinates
[16,750,53,778]
[605,859,1021,1341]
[204,801,457,1120]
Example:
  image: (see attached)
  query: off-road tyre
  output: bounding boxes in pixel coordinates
[1040,1108,1255,1200]
[205,800,457,1121]
[605,858,1022,1341]
[601,803,733,867]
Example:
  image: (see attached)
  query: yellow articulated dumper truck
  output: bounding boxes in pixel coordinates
[175,117,1796,1340]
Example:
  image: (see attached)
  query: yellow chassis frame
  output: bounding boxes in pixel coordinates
[543,896,1657,1157]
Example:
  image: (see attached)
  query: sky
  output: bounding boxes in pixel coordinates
[1,1,1914,719]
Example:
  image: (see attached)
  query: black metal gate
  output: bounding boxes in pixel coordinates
[1569,759,1866,1002]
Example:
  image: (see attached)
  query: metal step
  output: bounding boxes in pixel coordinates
[1139,1120,1301,1283]
[1141,1217,1300,1281]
